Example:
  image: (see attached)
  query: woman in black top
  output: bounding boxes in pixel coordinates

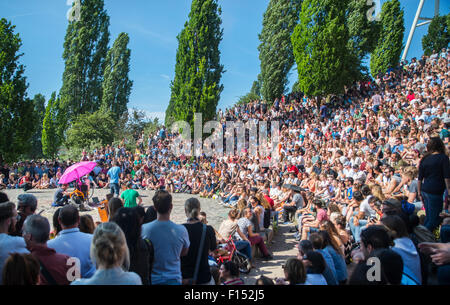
[181,198,217,285]
[417,137,450,232]
[112,208,154,285]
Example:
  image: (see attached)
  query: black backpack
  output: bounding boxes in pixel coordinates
[144,239,154,285]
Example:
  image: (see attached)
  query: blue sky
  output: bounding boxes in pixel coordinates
[1,0,449,121]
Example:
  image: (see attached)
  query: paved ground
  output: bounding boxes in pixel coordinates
[2,188,298,283]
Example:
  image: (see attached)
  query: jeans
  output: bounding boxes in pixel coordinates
[271,210,279,226]
[154,279,181,285]
[235,240,252,260]
[223,195,238,203]
[110,183,120,196]
[441,225,450,243]
[349,218,368,243]
[437,265,450,285]
[421,191,444,232]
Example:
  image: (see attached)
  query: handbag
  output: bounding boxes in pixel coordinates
[182,223,207,285]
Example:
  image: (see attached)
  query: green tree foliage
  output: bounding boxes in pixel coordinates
[125,109,149,140]
[291,0,354,101]
[143,117,161,139]
[101,32,133,120]
[165,0,224,129]
[237,92,261,105]
[42,92,61,159]
[258,0,302,103]
[60,0,110,126]
[250,74,263,98]
[422,14,449,56]
[28,94,46,159]
[0,18,36,163]
[370,0,404,77]
[65,110,116,152]
[347,0,381,78]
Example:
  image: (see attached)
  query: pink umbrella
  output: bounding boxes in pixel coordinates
[58,161,97,185]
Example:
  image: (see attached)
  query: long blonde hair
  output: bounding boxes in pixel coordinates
[90,222,130,270]
[370,184,385,201]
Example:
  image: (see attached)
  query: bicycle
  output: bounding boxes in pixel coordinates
[215,237,251,274]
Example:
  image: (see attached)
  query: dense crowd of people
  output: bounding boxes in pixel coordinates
[1,48,450,285]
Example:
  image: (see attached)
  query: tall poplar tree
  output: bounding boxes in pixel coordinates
[101,32,133,120]
[347,0,381,78]
[370,0,404,77]
[291,0,354,102]
[258,0,302,103]
[165,0,224,129]
[28,94,46,159]
[0,18,36,163]
[42,92,61,159]
[60,0,110,126]
[422,14,449,56]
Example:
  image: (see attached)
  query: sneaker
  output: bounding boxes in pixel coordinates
[51,202,60,207]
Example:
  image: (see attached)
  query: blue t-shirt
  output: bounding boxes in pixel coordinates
[325,245,348,282]
[47,228,95,279]
[141,220,190,284]
[317,249,338,285]
[107,166,121,184]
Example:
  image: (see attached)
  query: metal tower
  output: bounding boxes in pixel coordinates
[401,0,440,61]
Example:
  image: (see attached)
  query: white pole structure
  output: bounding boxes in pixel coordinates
[401,0,440,62]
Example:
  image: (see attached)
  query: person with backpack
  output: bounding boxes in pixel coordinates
[141,190,189,285]
[181,198,217,285]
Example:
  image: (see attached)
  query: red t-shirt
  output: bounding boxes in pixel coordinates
[264,195,274,208]
[288,165,299,175]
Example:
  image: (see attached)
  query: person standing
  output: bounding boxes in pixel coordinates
[14,194,38,237]
[112,207,154,285]
[22,215,71,285]
[0,202,30,285]
[120,182,142,208]
[181,198,216,285]
[47,205,96,279]
[417,137,450,232]
[107,161,122,197]
[71,222,142,285]
[141,190,190,285]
